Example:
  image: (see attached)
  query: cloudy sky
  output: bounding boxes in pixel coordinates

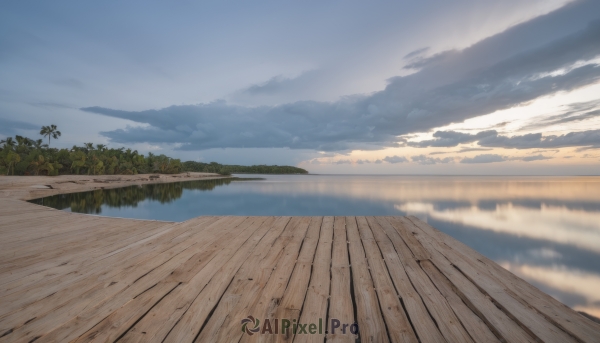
[1,0,600,174]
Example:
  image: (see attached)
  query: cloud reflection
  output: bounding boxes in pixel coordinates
[397,202,600,253]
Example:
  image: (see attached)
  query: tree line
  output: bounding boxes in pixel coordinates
[0,125,308,176]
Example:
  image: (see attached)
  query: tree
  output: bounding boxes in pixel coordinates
[70,151,86,174]
[29,155,45,176]
[40,125,62,146]
[32,139,48,150]
[4,151,21,175]
[1,137,16,149]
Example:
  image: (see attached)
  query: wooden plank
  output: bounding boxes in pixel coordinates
[0,217,244,342]
[377,217,474,343]
[108,217,263,343]
[0,217,217,322]
[237,217,312,343]
[408,216,600,343]
[266,217,323,343]
[400,217,578,343]
[345,217,389,343]
[162,217,275,343]
[420,260,501,343]
[40,217,251,343]
[0,220,174,297]
[363,217,446,343]
[327,216,355,343]
[355,217,418,343]
[396,218,537,343]
[196,216,294,343]
[293,216,334,343]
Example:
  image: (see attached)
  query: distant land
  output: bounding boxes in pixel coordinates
[0,130,307,176]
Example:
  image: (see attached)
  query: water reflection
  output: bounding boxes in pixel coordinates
[30,178,244,214]
[30,174,600,318]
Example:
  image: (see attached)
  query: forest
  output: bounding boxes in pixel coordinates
[0,126,308,176]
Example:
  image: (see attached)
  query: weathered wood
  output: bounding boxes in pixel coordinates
[327,216,355,343]
[0,200,596,343]
[365,217,446,343]
[194,216,292,343]
[379,217,474,343]
[294,216,334,343]
[356,217,418,343]
[408,216,600,343]
[397,218,538,343]
[267,217,322,343]
[345,217,388,343]
[401,217,578,343]
[238,217,311,343]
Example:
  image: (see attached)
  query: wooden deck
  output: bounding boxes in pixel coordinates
[1,198,599,343]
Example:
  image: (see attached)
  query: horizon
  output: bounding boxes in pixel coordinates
[2,0,600,175]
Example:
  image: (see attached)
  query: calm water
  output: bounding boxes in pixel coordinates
[31,174,600,317]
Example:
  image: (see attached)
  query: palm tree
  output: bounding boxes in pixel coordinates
[40,125,61,146]
[1,137,16,149]
[32,139,48,149]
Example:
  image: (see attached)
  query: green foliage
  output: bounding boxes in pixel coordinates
[0,132,182,176]
[39,124,61,147]
[0,127,306,176]
[181,161,307,175]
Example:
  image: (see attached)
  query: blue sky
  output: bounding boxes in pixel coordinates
[2,0,600,174]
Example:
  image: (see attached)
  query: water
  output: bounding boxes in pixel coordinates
[30,174,600,318]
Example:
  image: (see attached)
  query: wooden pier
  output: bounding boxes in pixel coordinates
[1,197,599,342]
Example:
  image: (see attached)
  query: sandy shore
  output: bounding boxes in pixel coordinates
[0,172,230,201]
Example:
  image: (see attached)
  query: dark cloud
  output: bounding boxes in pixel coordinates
[383,155,408,164]
[408,130,497,148]
[523,99,600,130]
[411,129,600,150]
[83,5,600,152]
[479,129,600,149]
[0,117,38,136]
[461,154,506,164]
[520,154,552,162]
[411,155,454,165]
[457,147,493,153]
[461,153,552,163]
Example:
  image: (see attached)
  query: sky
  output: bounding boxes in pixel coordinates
[1,0,600,174]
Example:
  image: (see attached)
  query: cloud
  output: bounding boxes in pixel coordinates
[239,72,318,96]
[83,9,600,152]
[383,155,408,164]
[523,99,600,130]
[0,117,39,136]
[411,155,454,165]
[334,159,352,164]
[458,147,493,153]
[410,129,600,150]
[461,154,506,164]
[374,159,382,164]
[520,154,552,162]
[479,129,600,149]
[408,130,497,148]
[461,153,553,163]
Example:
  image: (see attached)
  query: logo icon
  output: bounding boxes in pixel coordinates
[241,315,261,335]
